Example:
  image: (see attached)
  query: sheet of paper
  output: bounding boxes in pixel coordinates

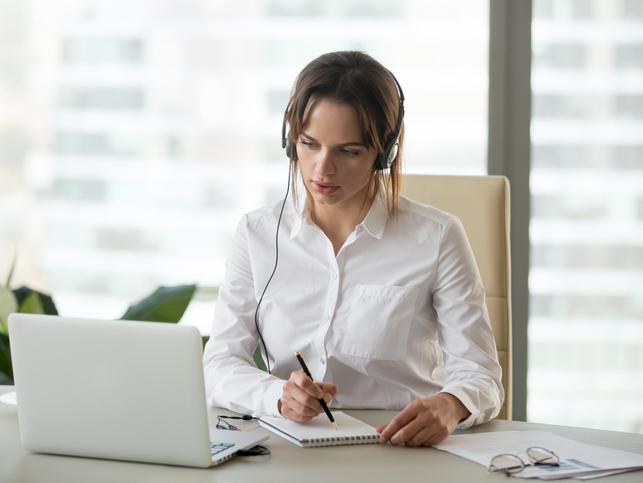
[259,411,379,441]
[574,469,633,480]
[434,430,643,480]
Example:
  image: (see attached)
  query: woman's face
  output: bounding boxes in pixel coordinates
[296,98,378,212]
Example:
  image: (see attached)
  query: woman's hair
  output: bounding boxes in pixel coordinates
[284,50,404,214]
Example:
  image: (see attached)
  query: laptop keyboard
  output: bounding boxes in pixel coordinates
[210,442,234,455]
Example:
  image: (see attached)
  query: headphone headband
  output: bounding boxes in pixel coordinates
[376,71,405,170]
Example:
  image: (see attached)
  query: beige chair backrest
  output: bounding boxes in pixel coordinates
[401,174,512,420]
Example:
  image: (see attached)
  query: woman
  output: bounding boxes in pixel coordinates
[203,51,503,447]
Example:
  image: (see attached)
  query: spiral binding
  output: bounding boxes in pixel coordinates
[303,434,380,447]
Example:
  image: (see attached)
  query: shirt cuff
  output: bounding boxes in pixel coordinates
[263,378,287,418]
[439,388,478,431]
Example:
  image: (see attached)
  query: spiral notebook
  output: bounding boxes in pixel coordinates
[258,411,380,448]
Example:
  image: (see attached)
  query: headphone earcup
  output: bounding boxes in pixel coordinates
[285,139,295,160]
[387,142,399,167]
[376,139,398,170]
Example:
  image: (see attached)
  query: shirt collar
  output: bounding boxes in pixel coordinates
[289,189,389,240]
[359,190,389,240]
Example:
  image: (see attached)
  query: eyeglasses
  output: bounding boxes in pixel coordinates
[216,414,258,431]
[488,447,560,476]
[216,416,240,431]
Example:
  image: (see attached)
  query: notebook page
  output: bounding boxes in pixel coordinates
[259,411,379,446]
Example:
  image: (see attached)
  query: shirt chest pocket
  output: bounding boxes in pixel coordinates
[337,284,420,361]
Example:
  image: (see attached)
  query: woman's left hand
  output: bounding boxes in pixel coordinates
[376,393,470,447]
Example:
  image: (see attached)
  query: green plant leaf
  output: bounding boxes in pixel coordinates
[0,333,13,385]
[121,284,197,323]
[253,344,267,372]
[0,287,18,335]
[13,287,58,315]
[18,292,45,314]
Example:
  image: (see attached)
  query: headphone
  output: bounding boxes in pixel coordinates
[257,70,405,375]
[281,70,405,171]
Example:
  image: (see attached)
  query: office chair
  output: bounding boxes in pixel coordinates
[402,174,512,420]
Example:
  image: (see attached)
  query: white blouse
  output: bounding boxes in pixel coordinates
[203,192,504,429]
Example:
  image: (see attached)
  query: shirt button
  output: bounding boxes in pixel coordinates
[331,272,338,280]
[356,225,363,233]
[320,358,325,365]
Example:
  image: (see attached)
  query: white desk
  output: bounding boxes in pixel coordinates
[1,386,642,483]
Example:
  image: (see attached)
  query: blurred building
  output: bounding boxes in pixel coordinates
[0,0,487,327]
[529,0,643,432]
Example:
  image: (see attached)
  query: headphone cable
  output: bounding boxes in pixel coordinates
[253,166,291,374]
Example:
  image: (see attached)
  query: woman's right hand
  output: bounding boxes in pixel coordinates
[278,370,337,422]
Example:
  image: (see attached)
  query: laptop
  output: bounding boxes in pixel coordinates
[8,313,268,468]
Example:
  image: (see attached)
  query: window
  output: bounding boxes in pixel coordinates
[58,87,144,110]
[0,1,488,334]
[62,38,144,63]
[530,0,643,433]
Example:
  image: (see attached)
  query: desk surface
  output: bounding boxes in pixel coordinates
[1,386,642,483]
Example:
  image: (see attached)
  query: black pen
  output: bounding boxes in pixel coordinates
[294,351,337,430]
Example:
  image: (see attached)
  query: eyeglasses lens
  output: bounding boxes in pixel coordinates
[527,447,559,466]
[489,454,525,474]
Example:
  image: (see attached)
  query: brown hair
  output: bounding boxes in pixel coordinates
[284,51,404,214]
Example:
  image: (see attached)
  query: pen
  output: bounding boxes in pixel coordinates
[294,351,337,430]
